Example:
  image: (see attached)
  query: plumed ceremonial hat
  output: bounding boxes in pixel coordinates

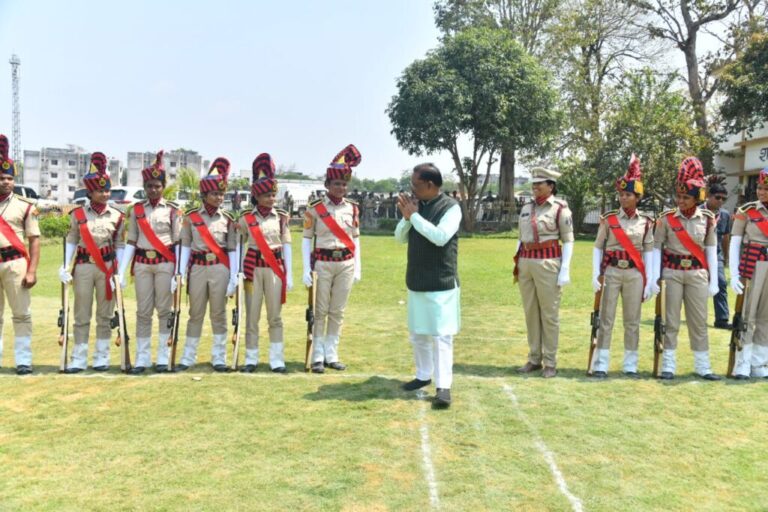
[326,144,361,181]
[141,150,166,183]
[83,152,111,192]
[200,157,230,194]
[0,134,16,177]
[676,157,706,202]
[758,168,768,186]
[616,154,643,196]
[251,153,278,197]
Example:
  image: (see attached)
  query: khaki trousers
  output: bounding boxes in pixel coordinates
[313,259,355,338]
[73,263,114,341]
[134,262,175,338]
[185,263,229,338]
[663,268,709,351]
[597,266,643,350]
[245,267,284,349]
[743,260,768,348]
[0,258,31,338]
[518,257,561,367]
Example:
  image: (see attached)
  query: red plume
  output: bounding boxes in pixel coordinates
[331,144,362,168]
[154,150,165,171]
[626,153,641,180]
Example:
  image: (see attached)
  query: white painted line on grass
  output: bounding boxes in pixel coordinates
[502,384,584,512]
[416,391,441,510]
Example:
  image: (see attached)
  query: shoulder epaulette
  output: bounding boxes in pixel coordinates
[553,198,568,207]
[639,212,655,221]
[308,199,322,207]
[345,198,358,206]
[108,204,124,215]
[659,209,676,218]
[275,208,289,216]
[222,210,237,221]
[737,201,759,213]
[184,206,200,215]
[600,209,619,220]
[14,194,35,205]
[166,200,179,209]
[69,205,83,216]
[701,209,715,218]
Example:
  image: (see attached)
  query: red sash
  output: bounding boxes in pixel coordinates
[313,202,356,253]
[73,207,116,300]
[746,208,768,238]
[243,213,286,304]
[188,211,229,269]
[666,213,708,271]
[606,214,646,287]
[133,203,176,262]
[0,212,29,265]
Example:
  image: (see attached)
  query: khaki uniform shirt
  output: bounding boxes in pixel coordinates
[654,208,716,253]
[594,209,654,252]
[238,208,291,250]
[66,204,125,250]
[518,196,574,244]
[126,199,182,248]
[731,201,768,245]
[0,194,40,247]
[181,207,237,252]
[302,196,359,248]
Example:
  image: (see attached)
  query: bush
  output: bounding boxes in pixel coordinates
[39,214,71,239]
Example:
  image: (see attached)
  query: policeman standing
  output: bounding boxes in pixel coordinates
[302,144,362,373]
[117,151,182,374]
[176,158,238,372]
[515,167,574,378]
[651,157,720,380]
[0,135,40,375]
[590,155,654,378]
[59,152,125,373]
[729,168,768,379]
[700,176,731,329]
[239,153,293,372]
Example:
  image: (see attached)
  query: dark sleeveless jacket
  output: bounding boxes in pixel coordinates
[406,194,459,292]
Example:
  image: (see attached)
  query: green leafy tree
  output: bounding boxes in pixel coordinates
[720,31,768,134]
[388,27,559,231]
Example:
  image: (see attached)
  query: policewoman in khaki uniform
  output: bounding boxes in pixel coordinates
[302,144,362,373]
[239,153,293,372]
[0,134,40,375]
[590,155,655,377]
[59,153,125,373]
[515,167,574,378]
[651,157,720,380]
[117,151,181,374]
[176,158,238,371]
[729,168,768,378]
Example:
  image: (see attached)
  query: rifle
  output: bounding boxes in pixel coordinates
[304,271,318,372]
[112,274,131,372]
[652,279,666,378]
[587,275,603,375]
[58,238,70,372]
[727,280,749,378]
[230,236,246,371]
[167,274,182,371]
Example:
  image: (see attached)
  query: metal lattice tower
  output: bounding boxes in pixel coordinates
[9,54,21,163]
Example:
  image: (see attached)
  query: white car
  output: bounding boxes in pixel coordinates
[109,186,146,211]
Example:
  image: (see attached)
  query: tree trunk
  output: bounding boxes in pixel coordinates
[498,143,516,223]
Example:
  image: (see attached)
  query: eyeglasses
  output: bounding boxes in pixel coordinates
[713,195,727,201]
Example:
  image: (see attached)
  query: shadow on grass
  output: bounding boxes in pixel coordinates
[303,376,419,402]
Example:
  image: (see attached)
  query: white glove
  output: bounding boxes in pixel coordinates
[729,236,744,295]
[283,243,293,291]
[592,248,603,293]
[353,237,362,283]
[650,247,662,295]
[178,246,191,289]
[706,245,719,297]
[58,265,73,284]
[226,275,239,297]
[557,242,573,287]
[170,276,179,293]
[302,238,313,287]
[120,273,129,289]
[110,274,119,292]
[117,245,135,288]
[302,270,313,287]
[643,281,653,302]
[642,250,654,302]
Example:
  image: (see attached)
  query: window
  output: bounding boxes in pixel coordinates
[51,185,58,191]
[68,160,76,166]
[51,159,58,166]
[68,173,76,180]
[68,186,76,192]
[50,172,58,179]
[170,161,177,167]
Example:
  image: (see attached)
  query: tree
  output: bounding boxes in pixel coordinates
[720,31,768,134]
[388,27,559,230]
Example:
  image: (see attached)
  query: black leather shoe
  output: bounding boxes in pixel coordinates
[175,364,189,372]
[623,371,639,379]
[733,374,750,380]
[311,362,325,374]
[64,367,84,374]
[155,364,168,373]
[92,365,109,372]
[213,364,229,373]
[240,364,257,373]
[15,365,32,375]
[701,373,721,381]
[325,361,346,371]
[714,321,732,330]
[659,372,674,380]
[271,366,287,373]
[591,371,607,379]
[403,378,432,391]
[433,388,452,409]
[129,366,146,375]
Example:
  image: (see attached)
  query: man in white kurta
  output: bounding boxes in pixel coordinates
[395,163,462,408]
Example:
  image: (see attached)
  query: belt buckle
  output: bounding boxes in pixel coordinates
[680,258,692,269]
[332,250,343,259]
[85,254,93,263]
[205,253,217,262]
[146,250,157,259]
[617,259,629,269]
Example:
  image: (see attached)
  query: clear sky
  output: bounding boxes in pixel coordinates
[0,0,457,180]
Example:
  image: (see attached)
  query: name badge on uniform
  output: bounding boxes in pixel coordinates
[332,250,343,259]
[205,253,217,262]
[146,250,157,259]
[617,259,629,269]
[680,258,692,268]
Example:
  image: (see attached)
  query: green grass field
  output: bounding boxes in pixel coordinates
[1,233,766,511]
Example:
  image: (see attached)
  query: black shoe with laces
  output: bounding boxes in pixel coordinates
[402,378,432,391]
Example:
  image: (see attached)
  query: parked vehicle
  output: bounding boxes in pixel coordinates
[72,188,89,207]
[109,186,146,211]
[13,185,59,209]
[224,190,251,212]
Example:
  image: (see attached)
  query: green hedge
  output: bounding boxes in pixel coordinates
[39,214,70,239]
